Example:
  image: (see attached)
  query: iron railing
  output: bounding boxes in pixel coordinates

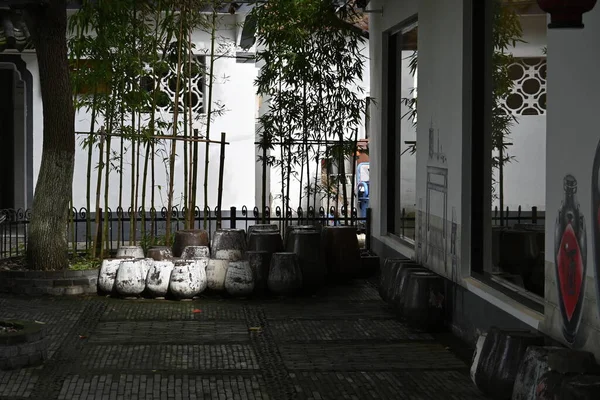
[0,205,372,259]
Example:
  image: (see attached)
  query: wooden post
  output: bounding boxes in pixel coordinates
[262,143,267,224]
[216,132,227,229]
[95,208,103,258]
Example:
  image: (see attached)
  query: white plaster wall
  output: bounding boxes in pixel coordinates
[23,16,257,211]
[544,6,600,355]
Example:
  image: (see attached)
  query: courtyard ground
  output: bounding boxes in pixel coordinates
[0,279,488,400]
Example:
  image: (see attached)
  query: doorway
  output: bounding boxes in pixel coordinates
[0,68,14,210]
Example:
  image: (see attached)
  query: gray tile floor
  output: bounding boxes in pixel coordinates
[0,280,488,400]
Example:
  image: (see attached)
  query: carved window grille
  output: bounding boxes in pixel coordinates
[500,57,547,116]
[141,55,206,115]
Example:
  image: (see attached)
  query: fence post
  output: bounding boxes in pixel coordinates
[532,206,538,224]
[401,208,406,237]
[216,132,227,230]
[95,208,103,258]
[230,206,237,229]
[366,207,372,251]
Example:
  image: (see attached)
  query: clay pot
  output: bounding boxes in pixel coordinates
[247,231,284,257]
[224,260,254,297]
[287,231,325,292]
[98,259,122,294]
[115,259,148,297]
[181,246,210,259]
[247,224,279,237]
[172,229,209,257]
[378,258,411,302]
[169,259,207,299]
[146,246,173,261]
[472,327,544,400]
[359,254,380,278]
[268,252,303,295]
[145,260,174,298]
[116,246,145,259]
[322,226,361,281]
[284,225,319,252]
[246,251,270,294]
[402,273,446,330]
[206,259,229,291]
[389,267,432,312]
[211,229,247,261]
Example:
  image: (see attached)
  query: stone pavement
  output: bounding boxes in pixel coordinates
[0,279,489,400]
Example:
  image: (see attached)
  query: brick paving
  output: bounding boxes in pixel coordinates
[0,280,489,400]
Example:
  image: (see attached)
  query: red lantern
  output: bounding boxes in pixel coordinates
[537,0,597,29]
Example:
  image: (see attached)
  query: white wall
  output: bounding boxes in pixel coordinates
[23,15,257,211]
[544,6,600,354]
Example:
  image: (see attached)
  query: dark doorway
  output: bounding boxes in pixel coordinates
[0,68,14,209]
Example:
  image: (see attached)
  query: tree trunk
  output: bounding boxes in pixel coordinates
[25,0,75,271]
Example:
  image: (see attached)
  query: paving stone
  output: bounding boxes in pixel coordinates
[0,278,488,400]
[57,374,270,400]
[289,371,488,400]
[0,366,39,398]
[278,343,467,371]
[89,321,250,344]
[262,301,394,320]
[269,319,434,342]
[310,284,381,301]
[80,344,259,371]
[100,301,247,321]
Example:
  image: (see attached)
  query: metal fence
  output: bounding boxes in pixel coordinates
[492,205,545,227]
[0,205,372,259]
[0,204,544,259]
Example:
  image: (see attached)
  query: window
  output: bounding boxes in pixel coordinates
[470,0,547,306]
[384,19,418,242]
[142,55,207,115]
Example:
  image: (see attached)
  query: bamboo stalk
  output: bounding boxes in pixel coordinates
[165,4,186,244]
[261,140,267,223]
[92,127,105,258]
[203,8,218,229]
[187,25,196,228]
[141,141,151,240]
[85,92,98,250]
[151,141,156,239]
[102,134,112,258]
[133,115,141,243]
[118,112,124,246]
[182,50,189,227]
[129,111,137,245]
[350,128,358,222]
[216,132,226,229]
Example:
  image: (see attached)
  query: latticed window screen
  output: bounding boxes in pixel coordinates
[500,57,547,116]
[141,55,206,114]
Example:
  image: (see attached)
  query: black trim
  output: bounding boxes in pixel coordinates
[385,32,398,234]
[470,0,490,274]
[0,54,33,208]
